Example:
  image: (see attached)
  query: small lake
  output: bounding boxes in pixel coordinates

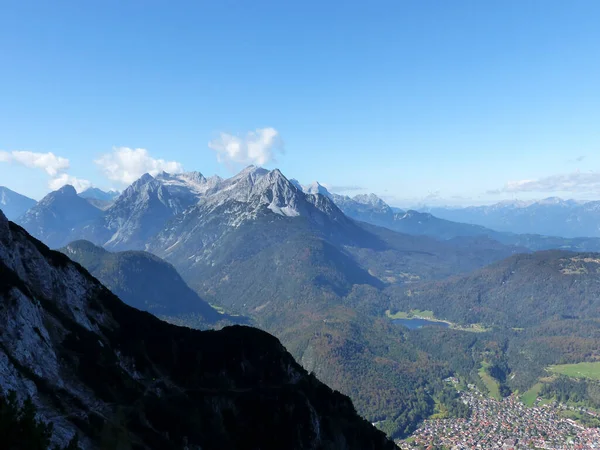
[393,318,450,330]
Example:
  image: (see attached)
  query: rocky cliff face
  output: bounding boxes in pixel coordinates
[0,209,395,450]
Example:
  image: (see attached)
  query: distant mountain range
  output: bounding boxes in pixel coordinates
[300,183,600,252]
[79,187,121,201]
[79,187,120,210]
[419,198,600,238]
[0,186,36,220]
[0,209,395,449]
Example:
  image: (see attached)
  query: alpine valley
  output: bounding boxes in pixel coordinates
[5,166,600,446]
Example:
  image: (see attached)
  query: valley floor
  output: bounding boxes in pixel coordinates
[397,386,600,449]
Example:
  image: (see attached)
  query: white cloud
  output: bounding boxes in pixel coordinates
[490,170,600,194]
[48,173,92,193]
[95,147,184,185]
[208,127,284,166]
[0,150,70,176]
[0,149,91,192]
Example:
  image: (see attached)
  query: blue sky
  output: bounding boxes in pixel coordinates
[1,0,600,205]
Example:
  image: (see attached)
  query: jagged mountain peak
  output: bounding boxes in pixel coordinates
[353,193,389,209]
[198,167,303,218]
[534,196,573,206]
[303,181,332,198]
[136,172,155,184]
[196,167,348,221]
[54,184,78,196]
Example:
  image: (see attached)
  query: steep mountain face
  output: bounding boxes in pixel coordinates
[16,185,102,248]
[388,250,600,328]
[147,168,511,310]
[60,240,239,329]
[84,172,217,251]
[100,173,202,250]
[422,198,600,238]
[0,187,36,220]
[0,209,395,450]
[149,168,358,269]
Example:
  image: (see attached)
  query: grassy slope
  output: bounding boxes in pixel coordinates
[521,383,544,406]
[479,362,501,400]
[549,362,600,380]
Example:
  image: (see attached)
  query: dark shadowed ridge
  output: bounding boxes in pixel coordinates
[60,239,245,329]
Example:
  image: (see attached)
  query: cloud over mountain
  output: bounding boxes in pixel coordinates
[0,150,69,176]
[0,150,91,192]
[95,147,184,185]
[208,127,284,166]
[490,170,600,194]
[48,173,92,192]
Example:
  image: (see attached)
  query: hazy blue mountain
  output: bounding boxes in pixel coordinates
[420,198,600,238]
[79,187,120,210]
[297,185,600,252]
[0,208,395,449]
[0,186,36,220]
[16,184,102,248]
[79,187,120,201]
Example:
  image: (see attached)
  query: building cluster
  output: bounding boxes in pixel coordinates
[398,388,600,449]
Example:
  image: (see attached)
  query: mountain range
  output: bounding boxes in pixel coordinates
[300,183,600,252]
[8,166,600,441]
[0,208,396,449]
[420,198,600,238]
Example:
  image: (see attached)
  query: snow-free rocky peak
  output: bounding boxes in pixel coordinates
[198,167,348,221]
